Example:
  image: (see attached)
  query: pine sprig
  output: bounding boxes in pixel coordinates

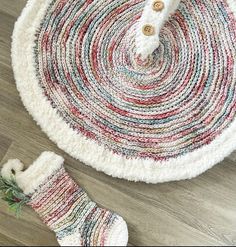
[0,176,30,217]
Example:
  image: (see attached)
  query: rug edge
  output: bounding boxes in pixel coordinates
[11,0,236,183]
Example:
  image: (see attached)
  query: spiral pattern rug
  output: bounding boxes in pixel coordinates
[12,0,236,183]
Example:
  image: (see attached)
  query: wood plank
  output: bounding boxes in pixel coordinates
[0,232,25,246]
[0,211,58,246]
[228,151,236,162]
[0,10,15,68]
[0,0,27,18]
[0,0,236,246]
[0,134,12,161]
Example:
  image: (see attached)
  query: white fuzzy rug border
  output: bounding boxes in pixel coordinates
[11,0,236,183]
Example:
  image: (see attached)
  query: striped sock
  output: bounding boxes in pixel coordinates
[1,152,128,246]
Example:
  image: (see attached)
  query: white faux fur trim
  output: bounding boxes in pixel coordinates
[105,216,129,247]
[11,0,236,184]
[1,159,24,180]
[136,0,180,58]
[16,152,64,195]
[57,231,82,247]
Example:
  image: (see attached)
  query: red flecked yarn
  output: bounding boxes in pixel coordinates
[12,0,236,182]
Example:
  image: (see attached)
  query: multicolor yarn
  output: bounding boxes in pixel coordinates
[0,152,128,246]
[34,0,236,162]
[28,165,126,246]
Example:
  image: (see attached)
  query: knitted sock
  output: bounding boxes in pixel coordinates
[1,152,128,246]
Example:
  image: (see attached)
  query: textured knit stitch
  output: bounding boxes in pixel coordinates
[11,0,236,183]
[34,0,236,161]
[28,166,125,246]
[0,152,128,245]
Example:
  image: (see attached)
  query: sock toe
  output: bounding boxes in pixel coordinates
[105,216,128,246]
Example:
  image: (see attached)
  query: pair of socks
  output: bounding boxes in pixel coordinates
[1,151,128,246]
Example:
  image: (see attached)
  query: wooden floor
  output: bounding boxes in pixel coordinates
[0,0,236,246]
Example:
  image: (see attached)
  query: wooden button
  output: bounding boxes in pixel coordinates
[142,24,155,36]
[152,0,164,11]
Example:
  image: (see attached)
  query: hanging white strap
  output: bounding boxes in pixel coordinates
[136,0,180,59]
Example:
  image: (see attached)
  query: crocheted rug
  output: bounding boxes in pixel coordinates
[12,0,236,183]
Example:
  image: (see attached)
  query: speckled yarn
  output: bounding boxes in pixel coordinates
[34,0,236,162]
[0,152,128,246]
[26,158,127,246]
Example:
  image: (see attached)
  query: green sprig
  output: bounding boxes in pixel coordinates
[0,176,30,217]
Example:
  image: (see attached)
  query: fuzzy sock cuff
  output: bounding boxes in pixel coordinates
[1,151,64,195]
[18,151,64,195]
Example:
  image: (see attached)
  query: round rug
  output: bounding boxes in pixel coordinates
[12,0,236,183]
